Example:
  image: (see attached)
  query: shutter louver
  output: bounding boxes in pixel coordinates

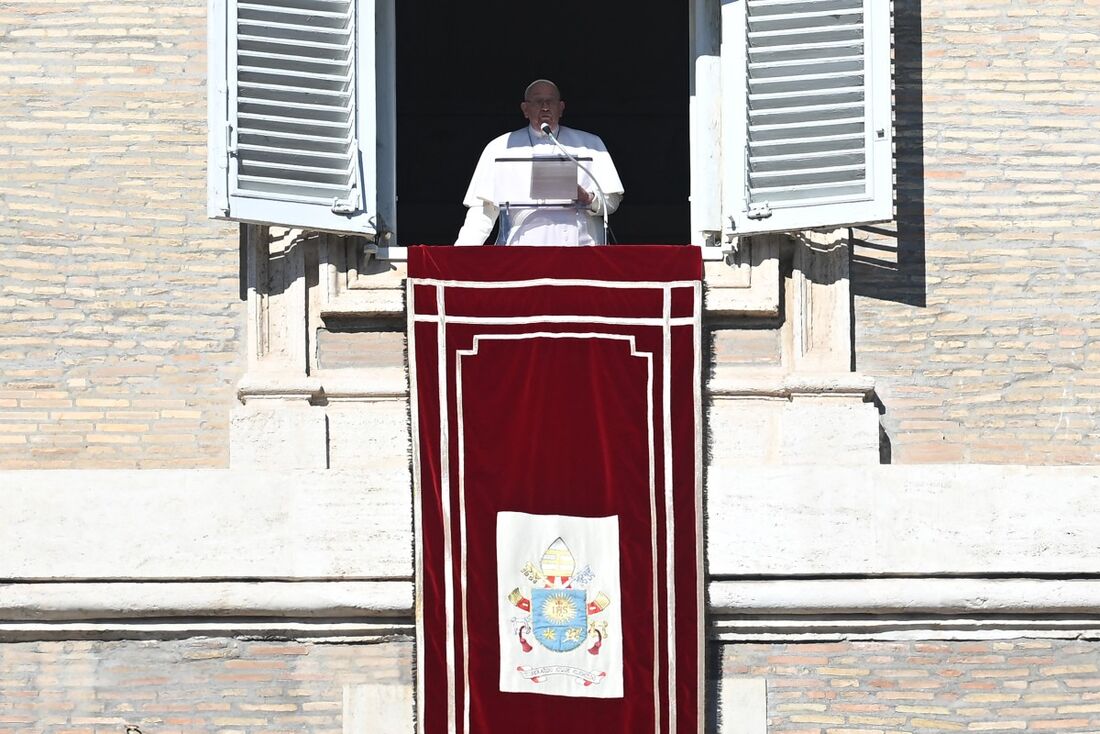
[233,0,359,210]
[723,0,891,236]
[747,0,866,205]
[209,0,383,236]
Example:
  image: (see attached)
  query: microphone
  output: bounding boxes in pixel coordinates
[539,124,611,245]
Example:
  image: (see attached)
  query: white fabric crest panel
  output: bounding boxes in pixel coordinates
[723,0,893,235]
[496,512,624,699]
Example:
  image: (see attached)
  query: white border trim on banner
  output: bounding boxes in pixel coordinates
[693,280,704,727]
[435,285,458,734]
[409,277,699,290]
[695,278,704,726]
[413,314,697,327]
[662,287,677,734]
[406,279,426,734]
[457,332,656,724]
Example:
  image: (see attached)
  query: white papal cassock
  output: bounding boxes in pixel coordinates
[455,125,624,246]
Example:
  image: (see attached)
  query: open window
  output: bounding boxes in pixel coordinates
[207,0,890,263]
[207,0,395,239]
[720,0,892,237]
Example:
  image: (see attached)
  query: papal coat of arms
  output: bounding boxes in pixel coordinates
[496,512,623,698]
[506,536,612,685]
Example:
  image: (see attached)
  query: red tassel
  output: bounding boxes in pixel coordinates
[588,629,602,656]
[518,626,532,653]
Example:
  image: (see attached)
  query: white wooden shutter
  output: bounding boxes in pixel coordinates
[721,0,891,236]
[208,0,382,235]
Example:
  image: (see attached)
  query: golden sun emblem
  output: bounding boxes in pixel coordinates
[541,592,578,623]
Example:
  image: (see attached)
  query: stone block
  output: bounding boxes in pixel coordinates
[230,404,327,469]
[317,330,405,371]
[711,329,782,367]
[326,399,411,475]
[709,395,880,466]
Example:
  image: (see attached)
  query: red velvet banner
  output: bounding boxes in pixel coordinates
[409,246,703,734]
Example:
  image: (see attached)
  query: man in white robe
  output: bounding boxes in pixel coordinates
[455,79,624,246]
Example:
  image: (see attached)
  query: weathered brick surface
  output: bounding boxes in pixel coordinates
[722,640,1100,733]
[853,1,1100,463]
[0,638,412,733]
[316,330,405,371]
[3,0,1099,467]
[0,0,242,468]
[1,638,1096,732]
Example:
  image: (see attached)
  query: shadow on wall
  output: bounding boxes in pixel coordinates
[851,0,926,309]
[243,226,323,302]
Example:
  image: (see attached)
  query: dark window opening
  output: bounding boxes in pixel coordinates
[395,1,690,245]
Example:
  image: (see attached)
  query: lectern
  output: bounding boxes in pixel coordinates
[492,155,606,245]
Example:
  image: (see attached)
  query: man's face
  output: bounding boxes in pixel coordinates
[521,83,565,132]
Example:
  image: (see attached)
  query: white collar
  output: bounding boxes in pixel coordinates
[529,124,560,139]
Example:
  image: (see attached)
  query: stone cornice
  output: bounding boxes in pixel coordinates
[707,370,876,399]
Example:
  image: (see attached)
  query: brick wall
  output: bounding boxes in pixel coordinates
[1,638,1095,732]
[0,638,411,732]
[4,0,1100,468]
[0,0,242,468]
[723,639,1100,733]
[853,1,1100,463]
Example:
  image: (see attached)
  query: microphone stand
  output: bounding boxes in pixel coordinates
[541,123,610,245]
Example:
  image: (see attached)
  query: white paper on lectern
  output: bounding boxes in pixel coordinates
[530,158,578,200]
[492,157,588,205]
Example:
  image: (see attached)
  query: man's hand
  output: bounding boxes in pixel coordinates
[577,186,595,206]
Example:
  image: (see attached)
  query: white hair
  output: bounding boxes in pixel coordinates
[523,79,560,101]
